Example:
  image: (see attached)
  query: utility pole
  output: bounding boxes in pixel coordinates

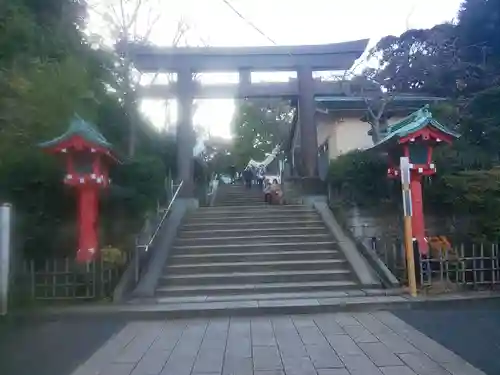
[400,157,417,297]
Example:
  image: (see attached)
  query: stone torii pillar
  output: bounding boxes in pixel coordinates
[177,67,195,197]
[297,66,318,177]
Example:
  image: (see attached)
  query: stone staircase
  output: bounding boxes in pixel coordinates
[147,184,402,316]
[212,183,266,206]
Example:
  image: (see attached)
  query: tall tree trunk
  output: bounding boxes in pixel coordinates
[123,56,136,158]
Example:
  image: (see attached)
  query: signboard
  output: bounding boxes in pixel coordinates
[400,157,412,217]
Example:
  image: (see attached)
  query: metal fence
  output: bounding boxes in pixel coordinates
[15,258,123,300]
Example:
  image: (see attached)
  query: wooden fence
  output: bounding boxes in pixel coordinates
[15,258,124,300]
[350,225,500,292]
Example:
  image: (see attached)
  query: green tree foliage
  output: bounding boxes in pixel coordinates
[330,0,500,240]
[231,99,294,169]
[0,0,170,259]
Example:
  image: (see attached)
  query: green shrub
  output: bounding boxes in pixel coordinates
[328,150,393,204]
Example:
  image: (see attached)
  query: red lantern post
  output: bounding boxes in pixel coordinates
[40,115,118,263]
[373,105,459,255]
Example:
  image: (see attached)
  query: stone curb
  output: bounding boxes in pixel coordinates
[9,291,500,322]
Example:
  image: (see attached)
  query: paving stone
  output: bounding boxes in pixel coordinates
[324,334,364,356]
[192,347,226,374]
[251,319,277,346]
[159,322,207,375]
[353,313,394,335]
[282,356,317,375]
[399,353,451,375]
[99,363,135,375]
[130,349,171,375]
[333,314,362,327]
[160,356,195,375]
[279,342,308,359]
[114,322,164,364]
[374,313,468,364]
[225,338,251,359]
[305,345,344,369]
[343,325,379,343]
[292,316,319,328]
[379,366,417,375]
[295,324,330,346]
[192,320,228,374]
[340,353,384,375]
[375,332,420,354]
[316,369,350,375]
[205,319,230,339]
[151,322,187,352]
[253,371,285,375]
[253,346,283,371]
[358,342,404,367]
[222,357,253,375]
[226,320,251,359]
[313,316,345,336]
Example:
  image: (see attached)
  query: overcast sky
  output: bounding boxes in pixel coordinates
[94,0,463,138]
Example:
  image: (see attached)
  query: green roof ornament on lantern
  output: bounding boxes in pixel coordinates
[369,105,459,256]
[372,104,460,178]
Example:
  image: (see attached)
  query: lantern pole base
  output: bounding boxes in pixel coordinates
[77,186,99,263]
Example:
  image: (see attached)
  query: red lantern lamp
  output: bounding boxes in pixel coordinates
[372,105,459,255]
[39,115,119,263]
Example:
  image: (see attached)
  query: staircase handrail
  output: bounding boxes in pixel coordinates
[134,180,184,282]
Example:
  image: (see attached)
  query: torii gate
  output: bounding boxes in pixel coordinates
[126,40,368,197]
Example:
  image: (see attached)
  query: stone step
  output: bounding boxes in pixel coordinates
[215,197,265,201]
[160,269,354,287]
[185,214,321,224]
[196,205,308,212]
[188,209,316,219]
[155,280,359,297]
[172,241,338,254]
[214,201,266,205]
[214,195,263,199]
[213,203,269,207]
[122,294,407,319]
[166,259,349,275]
[177,226,328,238]
[155,289,385,304]
[42,292,413,319]
[174,233,333,246]
[170,249,341,264]
[181,220,324,231]
[215,197,263,200]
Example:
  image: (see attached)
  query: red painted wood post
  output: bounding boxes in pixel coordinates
[410,171,428,255]
[77,186,99,263]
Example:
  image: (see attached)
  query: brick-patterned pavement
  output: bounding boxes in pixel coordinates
[66,312,486,375]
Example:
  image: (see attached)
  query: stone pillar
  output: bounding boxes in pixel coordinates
[177,67,194,197]
[239,68,251,97]
[297,66,318,177]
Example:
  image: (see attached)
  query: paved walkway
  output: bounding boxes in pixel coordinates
[395,305,500,375]
[66,312,485,375]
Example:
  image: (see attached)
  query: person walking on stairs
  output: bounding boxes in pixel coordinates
[243,167,253,189]
[256,166,265,190]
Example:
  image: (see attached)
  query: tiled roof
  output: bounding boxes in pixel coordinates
[40,114,112,149]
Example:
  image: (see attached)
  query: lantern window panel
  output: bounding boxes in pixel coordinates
[409,143,428,165]
[73,151,96,175]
